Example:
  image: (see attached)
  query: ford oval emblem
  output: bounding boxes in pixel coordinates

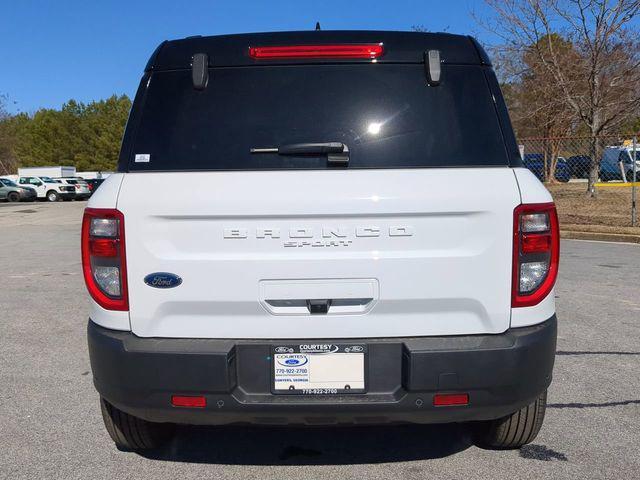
[144,272,182,289]
[276,356,308,367]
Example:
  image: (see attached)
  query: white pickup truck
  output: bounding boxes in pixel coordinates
[84,31,558,452]
[16,175,75,201]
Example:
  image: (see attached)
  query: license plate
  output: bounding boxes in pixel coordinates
[272,344,367,395]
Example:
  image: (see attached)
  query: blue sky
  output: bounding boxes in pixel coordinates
[1,0,492,114]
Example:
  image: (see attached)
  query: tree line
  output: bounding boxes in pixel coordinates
[2,0,639,196]
[0,95,130,175]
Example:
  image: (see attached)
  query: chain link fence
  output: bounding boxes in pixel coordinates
[519,135,638,230]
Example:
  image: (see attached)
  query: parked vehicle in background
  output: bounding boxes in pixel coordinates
[523,153,571,182]
[599,146,640,181]
[0,178,37,202]
[85,178,105,196]
[55,177,91,200]
[16,176,75,201]
[86,31,558,452]
[18,166,76,178]
[76,172,113,180]
[565,155,592,179]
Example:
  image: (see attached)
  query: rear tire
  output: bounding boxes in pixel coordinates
[473,390,547,449]
[99,397,174,450]
[46,190,60,202]
[7,192,20,202]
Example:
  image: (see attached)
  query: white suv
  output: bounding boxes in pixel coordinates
[55,177,91,200]
[84,31,558,451]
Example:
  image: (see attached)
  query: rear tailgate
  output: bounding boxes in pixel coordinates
[118,168,520,338]
[116,32,523,338]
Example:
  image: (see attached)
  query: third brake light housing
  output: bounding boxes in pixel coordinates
[248,43,384,59]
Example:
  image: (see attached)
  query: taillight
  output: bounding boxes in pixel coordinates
[512,203,559,307]
[81,208,128,311]
[248,43,384,60]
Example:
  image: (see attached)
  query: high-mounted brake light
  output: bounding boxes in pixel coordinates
[512,203,559,308]
[81,208,128,311]
[249,43,384,60]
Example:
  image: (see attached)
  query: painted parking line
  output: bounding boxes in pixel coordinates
[595,182,640,187]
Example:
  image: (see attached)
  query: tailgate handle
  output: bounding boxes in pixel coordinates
[263,297,374,315]
[260,279,379,316]
[306,299,331,315]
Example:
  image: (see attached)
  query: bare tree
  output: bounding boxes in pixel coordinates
[483,0,640,195]
[499,34,579,182]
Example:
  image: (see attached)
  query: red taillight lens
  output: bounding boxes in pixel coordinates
[81,208,128,311]
[89,238,118,257]
[171,395,206,408]
[249,43,384,60]
[512,203,559,308]
[433,393,469,406]
[521,233,552,253]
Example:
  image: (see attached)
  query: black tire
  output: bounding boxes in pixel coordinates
[473,390,547,449]
[99,397,173,450]
[46,190,60,202]
[7,192,20,202]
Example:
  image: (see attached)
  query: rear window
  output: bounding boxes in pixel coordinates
[123,64,510,171]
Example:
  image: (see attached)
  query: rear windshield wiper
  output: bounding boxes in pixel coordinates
[250,142,349,165]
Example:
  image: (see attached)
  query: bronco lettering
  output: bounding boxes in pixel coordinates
[224,225,413,247]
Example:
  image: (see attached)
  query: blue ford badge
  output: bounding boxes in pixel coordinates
[276,356,308,367]
[144,272,182,289]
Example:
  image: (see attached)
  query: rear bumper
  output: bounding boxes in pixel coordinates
[88,316,556,426]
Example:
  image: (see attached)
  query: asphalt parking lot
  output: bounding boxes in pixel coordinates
[1,201,639,479]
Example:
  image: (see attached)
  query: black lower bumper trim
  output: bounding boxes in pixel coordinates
[88,317,556,425]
